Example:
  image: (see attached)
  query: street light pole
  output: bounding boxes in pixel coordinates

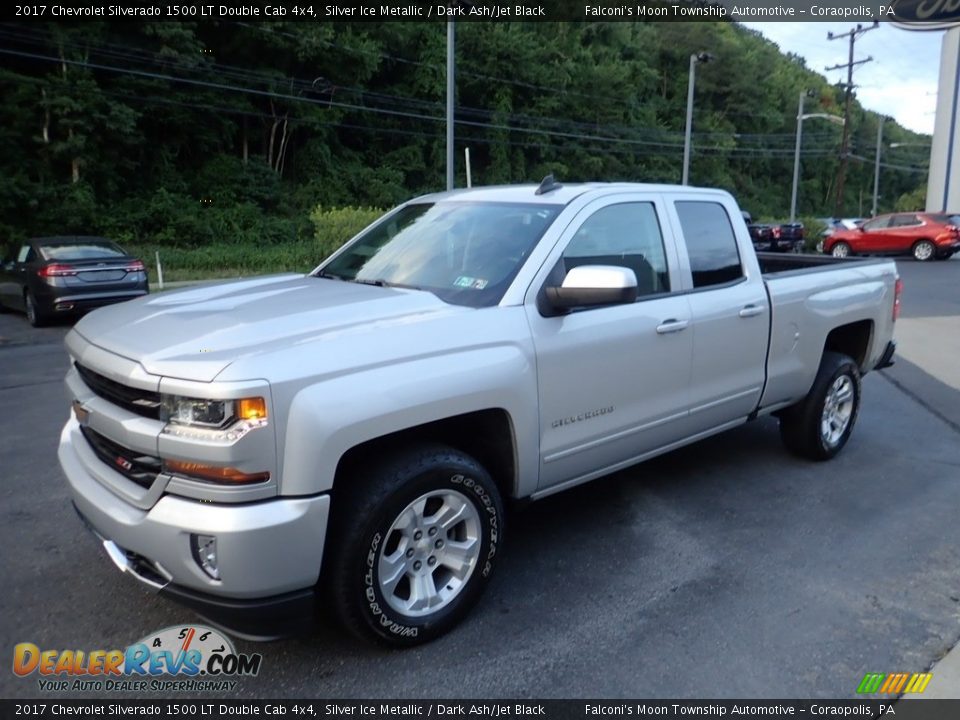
[682,53,697,186]
[871,117,885,218]
[790,91,806,223]
[446,21,455,191]
[790,94,844,222]
[682,53,714,184]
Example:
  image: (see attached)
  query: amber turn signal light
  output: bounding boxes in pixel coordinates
[164,460,269,485]
[237,397,267,421]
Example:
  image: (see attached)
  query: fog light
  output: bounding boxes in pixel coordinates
[192,534,220,580]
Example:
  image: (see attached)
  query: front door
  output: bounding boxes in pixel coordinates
[858,215,894,253]
[525,195,694,491]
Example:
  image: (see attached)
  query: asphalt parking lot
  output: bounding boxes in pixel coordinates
[1,258,959,700]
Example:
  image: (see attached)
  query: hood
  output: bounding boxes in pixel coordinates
[73,274,468,382]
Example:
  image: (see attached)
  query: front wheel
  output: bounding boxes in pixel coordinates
[830,241,851,258]
[326,444,504,646]
[779,352,861,461]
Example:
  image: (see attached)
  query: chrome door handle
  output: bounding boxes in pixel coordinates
[739,305,764,318]
[656,319,689,334]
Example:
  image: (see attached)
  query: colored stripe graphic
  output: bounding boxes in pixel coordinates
[857,674,885,694]
[857,672,932,694]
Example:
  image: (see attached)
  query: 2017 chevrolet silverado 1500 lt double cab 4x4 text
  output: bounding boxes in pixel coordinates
[59,181,900,646]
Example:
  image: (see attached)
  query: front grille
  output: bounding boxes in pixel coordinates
[80,425,161,489]
[75,363,161,419]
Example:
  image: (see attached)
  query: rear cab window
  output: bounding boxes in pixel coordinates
[674,201,744,289]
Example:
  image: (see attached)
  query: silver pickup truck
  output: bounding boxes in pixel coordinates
[58,181,899,646]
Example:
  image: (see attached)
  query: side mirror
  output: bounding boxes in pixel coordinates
[544,265,638,313]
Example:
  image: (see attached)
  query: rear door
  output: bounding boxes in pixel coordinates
[0,246,19,308]
[667,197,770,431]
[525,193,694,491]
[888,214,923,252]
[1,244,36,310]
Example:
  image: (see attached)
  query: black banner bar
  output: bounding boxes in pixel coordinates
[3,700,960,720]
[1,0,950,24]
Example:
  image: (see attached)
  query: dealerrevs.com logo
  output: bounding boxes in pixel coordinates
[13,625,263,693]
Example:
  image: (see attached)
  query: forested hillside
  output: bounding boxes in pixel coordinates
[0,20,928,258]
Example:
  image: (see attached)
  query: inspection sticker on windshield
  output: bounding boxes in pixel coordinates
[454,276,488,289]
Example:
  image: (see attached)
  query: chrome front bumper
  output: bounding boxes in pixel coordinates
[59,417,330,601]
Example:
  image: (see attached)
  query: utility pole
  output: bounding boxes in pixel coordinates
[826,22,877,217]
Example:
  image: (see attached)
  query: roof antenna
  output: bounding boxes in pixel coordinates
[535,174,562,195]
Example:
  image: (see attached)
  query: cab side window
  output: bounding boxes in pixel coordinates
[16,245,34,263]
[675,201,743,289]
[562,202,670,298]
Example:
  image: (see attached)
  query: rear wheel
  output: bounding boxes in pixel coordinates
[830,241,851,258]
[779,352,861,461]
[25,291,48,327]
[326,444,504,646]
[912,239,935,262]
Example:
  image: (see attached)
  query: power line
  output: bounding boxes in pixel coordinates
[2,24,855,154]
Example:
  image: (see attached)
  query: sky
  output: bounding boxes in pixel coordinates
[741,22,942,136]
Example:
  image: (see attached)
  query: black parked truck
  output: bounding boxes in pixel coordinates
[741,212,805,253]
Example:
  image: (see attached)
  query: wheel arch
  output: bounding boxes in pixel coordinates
[823,319,873,371]
[333,408,519,503]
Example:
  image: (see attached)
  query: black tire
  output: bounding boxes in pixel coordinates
[912,239,936,262]
[25,291,48,327]
[830,241,851,258]
[779,351,861,461]
[325,444,504,647]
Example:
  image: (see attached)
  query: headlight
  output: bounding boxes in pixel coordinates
[161,395,267,429]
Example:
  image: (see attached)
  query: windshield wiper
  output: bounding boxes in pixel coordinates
[314,270,345,280]
[353,278,430,294]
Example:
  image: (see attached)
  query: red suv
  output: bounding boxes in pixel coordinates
[823,212,960,262]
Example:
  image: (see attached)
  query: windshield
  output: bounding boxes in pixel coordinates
[317,201,562,307]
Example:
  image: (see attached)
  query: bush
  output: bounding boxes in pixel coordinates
[309,206,384,259]
[798,216,828,253]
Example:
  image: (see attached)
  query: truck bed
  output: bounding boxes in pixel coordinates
[757,251,898,415]
[756,252,892,277]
